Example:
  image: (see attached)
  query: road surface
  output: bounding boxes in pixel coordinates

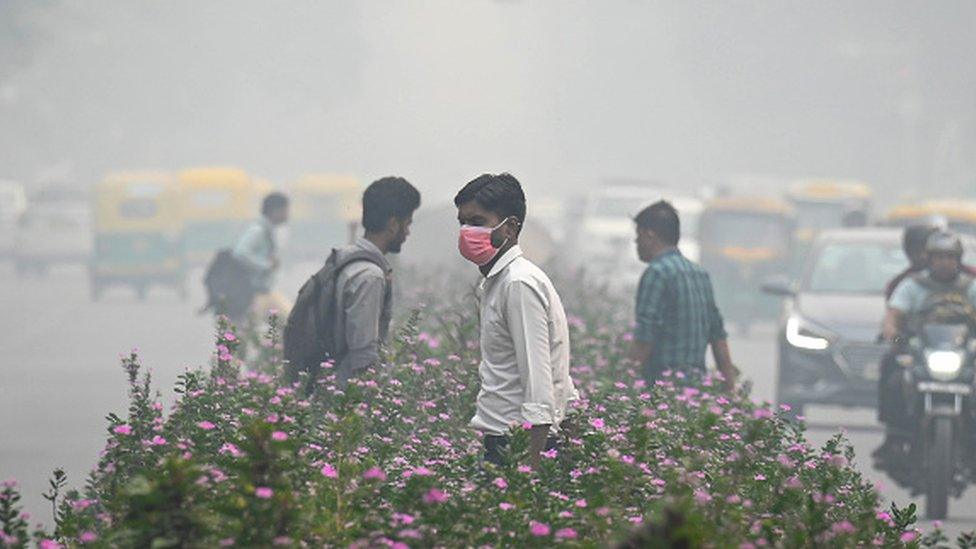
[1,263,974,537]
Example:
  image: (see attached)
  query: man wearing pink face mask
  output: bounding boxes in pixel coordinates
[455,173,579,469]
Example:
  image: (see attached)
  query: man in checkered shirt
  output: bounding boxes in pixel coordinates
[629,201,737,390]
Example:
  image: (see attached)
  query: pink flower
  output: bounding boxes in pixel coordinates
[499,502,515,510]
[753,408,773,419]
[517,465,533,474]
[320,464,338,478]
[423,488,449,504]
[529,521,551,537]
[113,424,132,436]
[79,532,98,543]
[271,431,288,441]
[828,454,848,468]
[219,443,243,458]
[900,531,919,543]
[694,489,713,504]
[555,527,578,540]
[754,473,766,481]
[493,477,508,490]
[406,466,432,478]
[590,417,605,430]
[575,498,588,508]
[197,421,216,431]
[832,520,855,534]
[150,435,167,446]
[39,540,62,549]
[255,487,273,499]
[363,467,386,481]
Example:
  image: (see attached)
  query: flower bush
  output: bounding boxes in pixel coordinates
[0,269,966,547]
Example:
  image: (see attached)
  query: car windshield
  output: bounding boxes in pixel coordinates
[795,201,847,231]
[805,240,907,293]
[700,212,789,249]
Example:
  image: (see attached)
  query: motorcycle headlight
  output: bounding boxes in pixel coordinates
[926,350,964,381]
[786,316,830,351]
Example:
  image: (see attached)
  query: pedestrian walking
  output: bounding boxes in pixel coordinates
[629,200,736,390]
[283,177,421,389]
[456,173,579,468]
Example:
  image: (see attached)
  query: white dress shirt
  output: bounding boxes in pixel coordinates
[470,245,579,436]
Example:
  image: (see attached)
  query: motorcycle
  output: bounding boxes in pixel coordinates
[890,319,976,520]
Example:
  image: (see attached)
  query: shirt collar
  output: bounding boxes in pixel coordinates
[355,237,392,272]
[651,247,681,263]
[485,245,523,279]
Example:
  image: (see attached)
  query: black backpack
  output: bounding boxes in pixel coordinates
[912,273,976,328]
[200,249,256,321]
[283,249,384,388]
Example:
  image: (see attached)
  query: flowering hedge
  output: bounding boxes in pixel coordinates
[0,271,961,547]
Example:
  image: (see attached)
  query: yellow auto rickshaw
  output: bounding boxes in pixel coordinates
[285,175,361,262]
[788,179,872,264]
[90,171,185,300]
[699,197,796,332]
[883,200,976,238]
[178,167,259,265]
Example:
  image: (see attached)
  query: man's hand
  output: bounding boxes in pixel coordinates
[527,424,551,470]
[882,308,903,342]
[711,339,736,392]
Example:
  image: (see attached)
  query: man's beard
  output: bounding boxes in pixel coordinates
[388,234,404,254]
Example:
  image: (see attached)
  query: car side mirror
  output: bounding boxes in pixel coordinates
[761,275,796,297]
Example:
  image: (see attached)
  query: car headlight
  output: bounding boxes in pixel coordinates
[786,316,830,351]
[926,350,964,381]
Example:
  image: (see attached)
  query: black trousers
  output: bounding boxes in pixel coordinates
[877,348,910,435]
[483,434,558,466]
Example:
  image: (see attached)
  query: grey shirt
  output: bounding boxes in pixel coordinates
[333,237,393,382]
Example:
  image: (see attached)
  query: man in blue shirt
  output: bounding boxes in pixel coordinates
[233,192,290,320]
[628,201,736,390]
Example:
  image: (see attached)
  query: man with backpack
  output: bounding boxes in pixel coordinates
[232,192,291,320]
[201,192,289,324]
[284,177,421,389]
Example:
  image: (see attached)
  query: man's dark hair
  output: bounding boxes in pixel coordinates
[634,200,680,245]
[261,192,289,216]
[453,173,527,228]
[362,176,421,232]
[904,224,938,256]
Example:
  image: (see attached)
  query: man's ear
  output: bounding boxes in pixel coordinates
[384,216,400,235]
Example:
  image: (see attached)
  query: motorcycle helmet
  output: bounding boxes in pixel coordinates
[925,230,964,257]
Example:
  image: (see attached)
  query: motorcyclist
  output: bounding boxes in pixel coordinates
[875,230,976,461]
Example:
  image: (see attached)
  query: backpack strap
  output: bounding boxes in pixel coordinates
[312,248,388,356]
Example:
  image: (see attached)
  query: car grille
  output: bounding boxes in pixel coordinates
[836,343,887,380]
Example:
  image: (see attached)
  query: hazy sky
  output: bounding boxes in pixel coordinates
[2,1,975,203]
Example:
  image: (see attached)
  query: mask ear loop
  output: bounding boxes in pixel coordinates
[492,217,520,250]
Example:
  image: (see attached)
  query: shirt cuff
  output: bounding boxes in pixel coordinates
[521,403,556,426]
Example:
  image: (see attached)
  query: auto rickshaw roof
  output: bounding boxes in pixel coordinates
[292,174,360,194]
[705,196,794,216]
[178,167,251,188]
[788,179,873,201]
[886,200,976,223]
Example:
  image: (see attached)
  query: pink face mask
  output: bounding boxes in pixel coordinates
[458,219,510,266]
